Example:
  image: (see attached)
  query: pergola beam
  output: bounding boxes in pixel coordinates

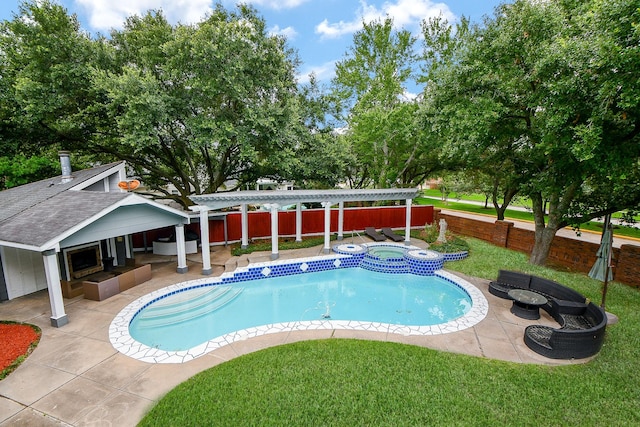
[191,188,420,259]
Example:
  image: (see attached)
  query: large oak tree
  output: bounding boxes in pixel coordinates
[1,1,316,206]
[331,17,443,189]
[420,0,640,265]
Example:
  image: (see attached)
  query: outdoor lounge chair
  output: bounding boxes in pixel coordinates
[365,227,386,242]
[381,227,404,242]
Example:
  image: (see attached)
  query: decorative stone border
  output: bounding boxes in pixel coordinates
[109,251,487,364]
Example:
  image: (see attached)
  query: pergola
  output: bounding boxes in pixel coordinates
[190,188,419,274]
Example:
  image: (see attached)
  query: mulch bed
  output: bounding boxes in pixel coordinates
[0,321,41,379]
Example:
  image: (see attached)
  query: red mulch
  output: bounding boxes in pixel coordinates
[0,323,40,372]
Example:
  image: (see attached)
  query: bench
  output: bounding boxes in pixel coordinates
[524,302,607,359]
[489,270,586,310]
[489,270,607,359]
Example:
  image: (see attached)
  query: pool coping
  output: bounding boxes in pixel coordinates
[109,253,488,364]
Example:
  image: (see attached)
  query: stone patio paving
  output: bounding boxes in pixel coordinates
[0,242,589,426]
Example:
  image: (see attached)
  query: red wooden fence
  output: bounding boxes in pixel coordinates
[132,205,434,247]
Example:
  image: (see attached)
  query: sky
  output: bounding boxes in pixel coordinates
[0,0,505,86]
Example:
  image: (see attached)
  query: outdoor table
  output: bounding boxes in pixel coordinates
[508,289,548,320]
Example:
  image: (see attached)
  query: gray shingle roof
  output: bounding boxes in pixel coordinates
[0,162,122,223]
[0,162,125,247]
[0,191,130,247]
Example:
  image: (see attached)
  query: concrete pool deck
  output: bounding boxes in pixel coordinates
[0,240,590,426]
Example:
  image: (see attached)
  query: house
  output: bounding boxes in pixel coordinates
[0,152,192,327]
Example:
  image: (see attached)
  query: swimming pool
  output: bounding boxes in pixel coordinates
[110,246,488,363]
[129,269,471,351]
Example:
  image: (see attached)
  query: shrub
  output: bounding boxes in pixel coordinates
[417,223,469,253]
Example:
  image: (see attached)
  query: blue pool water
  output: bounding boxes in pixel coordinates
[129,267,472,351]
[367,245,406,259]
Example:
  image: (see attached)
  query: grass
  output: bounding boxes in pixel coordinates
[139,238,640,426]
[231,236,332,256]
[416,195,640,240]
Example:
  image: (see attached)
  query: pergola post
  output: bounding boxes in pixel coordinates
[175,223,188,273]
[405,198,412,245]
[241,203,249,249]
[337,201,344,240]
[295,202,303,242]
[42,249,68,327]
[322,201,332,254]
[190,206,212,275]
[267,203,280,259]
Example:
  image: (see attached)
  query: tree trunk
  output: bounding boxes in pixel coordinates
[492,183,518,221]
[528,191,565,265]
[529,192,550,265]
[530,226,556,265]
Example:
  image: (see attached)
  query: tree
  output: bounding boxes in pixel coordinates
[420,0,640,265]
[331,17,442,189]
[286,73,355,189]
[1,2,308,207]
[0,0,98,184]
[90,6,304,206]
[0,154,59,190]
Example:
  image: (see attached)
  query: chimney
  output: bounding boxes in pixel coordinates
[59,151,73,183]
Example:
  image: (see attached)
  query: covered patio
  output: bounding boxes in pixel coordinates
[0,192,191,327]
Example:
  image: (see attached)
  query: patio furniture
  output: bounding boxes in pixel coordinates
[524,302,607,359]
[381,227,404,242]
[365,227,386,242]
[82,261,152,301]
[489,270,606,359]
[508,289,548,320]
[489,270,586,308]
[488,270,532,299]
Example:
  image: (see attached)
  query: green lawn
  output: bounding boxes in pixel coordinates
[417,193,640,240]
[139,239,640,426]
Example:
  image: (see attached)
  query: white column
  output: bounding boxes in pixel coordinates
[175,223,188,273]
[190,206,212,275]
[266,204,280,260]
[241,204,249,249]
[295,202,303,242]
[337,201,344,240]
[322,201,332,254]
[42,249,68,327]
[405,198,412,245]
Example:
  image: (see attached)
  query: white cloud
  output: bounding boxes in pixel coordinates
[270,24,298,40]
[315,18,362,39]
[315,0,455,39]
[76,0,213,31]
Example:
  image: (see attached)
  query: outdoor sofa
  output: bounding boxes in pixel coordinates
[489,270,607,359]
[524,301,607,359]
